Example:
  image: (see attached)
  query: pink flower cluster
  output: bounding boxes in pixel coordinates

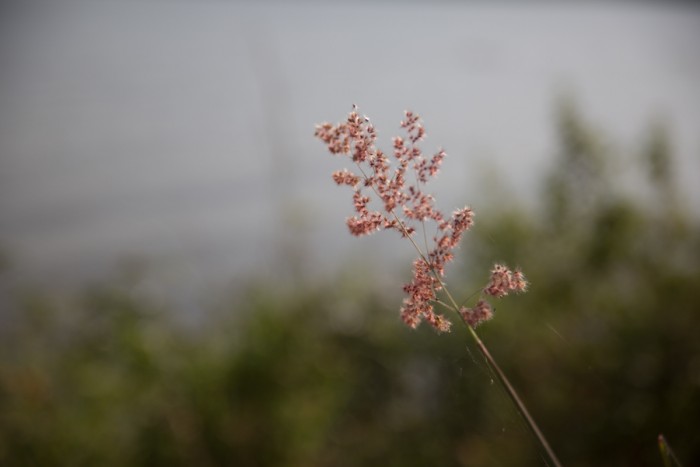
[459,300,493,328]
[484,264,528,298]
[459,264,528,327]
[315,107,526,332]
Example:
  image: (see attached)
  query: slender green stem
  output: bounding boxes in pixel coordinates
[404,224,562,466]
[435,276,562,466]
[466,325,563,467]
[658,434,683,467]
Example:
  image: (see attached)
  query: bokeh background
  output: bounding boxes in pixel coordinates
[1,1,699,465]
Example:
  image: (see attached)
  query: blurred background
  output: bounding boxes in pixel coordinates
[1,1,699,465]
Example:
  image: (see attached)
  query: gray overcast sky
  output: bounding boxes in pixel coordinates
[1,1,698,294]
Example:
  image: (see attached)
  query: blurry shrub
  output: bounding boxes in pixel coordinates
[464,97,700,466]
[0,276,534,466]
[1,99,698,466]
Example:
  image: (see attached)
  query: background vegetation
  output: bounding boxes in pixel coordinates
[1,101,698,466]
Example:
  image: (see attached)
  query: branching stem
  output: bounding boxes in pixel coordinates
[392,208,562,467]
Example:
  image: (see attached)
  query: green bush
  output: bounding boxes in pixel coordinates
[1,100,698,466]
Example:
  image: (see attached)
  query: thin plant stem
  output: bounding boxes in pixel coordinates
[392,208,563,467]
[439,271,562,467]
[466,325,563,467]
[658,434,683,467]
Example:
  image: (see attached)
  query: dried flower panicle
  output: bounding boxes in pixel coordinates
[315,107,526,332]
[452,264,528,328]
[459,300,494,328]
[484,264,529,298]
[317,108,560,467]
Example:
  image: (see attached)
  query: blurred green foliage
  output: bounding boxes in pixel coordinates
[1,100,699,466]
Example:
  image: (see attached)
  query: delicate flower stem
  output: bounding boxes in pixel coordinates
[433,273,562,466]
[399,213,563,467]
[466,325,563,467]
[658,434,683,467]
